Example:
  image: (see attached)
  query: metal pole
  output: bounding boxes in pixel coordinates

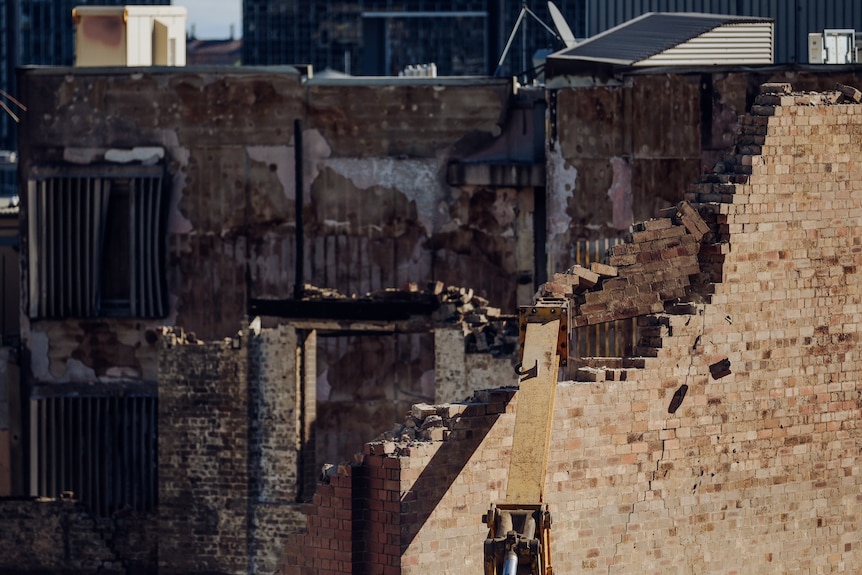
[294,119,304,299]
[495,6,527,76]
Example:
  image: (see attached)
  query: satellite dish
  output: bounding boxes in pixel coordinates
[548,1,577,48]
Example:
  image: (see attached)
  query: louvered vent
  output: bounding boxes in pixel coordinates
[30,392,158,516]
[27,166,168,318]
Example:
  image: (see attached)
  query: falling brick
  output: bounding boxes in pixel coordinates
[836,83,862,103]
[674,201,710,241]
[589,262,618,277]
[566,265,600,288]
[667,384,689,414]
[709,358,732,379]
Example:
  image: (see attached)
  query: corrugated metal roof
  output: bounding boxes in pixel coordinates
[580,0,862,64]
[638,22,773,65]
[551,12,773,66]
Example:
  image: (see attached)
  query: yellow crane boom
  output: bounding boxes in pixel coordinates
[483,298,569,575]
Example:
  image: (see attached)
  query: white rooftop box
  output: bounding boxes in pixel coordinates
[808,29,856,64]
[73,5,188,67]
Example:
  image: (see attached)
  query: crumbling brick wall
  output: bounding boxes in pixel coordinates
[159,325,306,575]
[279,389,517,575]
[0,499,156,574]
[279,84,862,574]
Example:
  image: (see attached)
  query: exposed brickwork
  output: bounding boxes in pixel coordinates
[278,471,357,575]
[159,326,306,575]
[158,332,251,575]
[279,86,862,574]
[0,499,157,575]
[540,201,707,327]
[278,388,516,575]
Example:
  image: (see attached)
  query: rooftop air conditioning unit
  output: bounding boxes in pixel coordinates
[808,33,824,64]
[73,5,188,67]
[810,29,856,64]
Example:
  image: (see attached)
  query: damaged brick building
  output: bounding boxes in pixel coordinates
[2,60,862,574]
[281,84,862,574]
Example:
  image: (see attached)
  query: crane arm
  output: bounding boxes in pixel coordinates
[483,298,569,575]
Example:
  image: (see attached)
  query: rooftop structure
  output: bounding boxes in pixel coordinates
[549,12,774,71]
[73,5,188,67]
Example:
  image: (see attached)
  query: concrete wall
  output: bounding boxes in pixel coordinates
[18,70,522,367]
[280,87,862,574]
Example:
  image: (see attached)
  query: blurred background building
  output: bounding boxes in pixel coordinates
[242,0,587,77]
[242,0,862,78]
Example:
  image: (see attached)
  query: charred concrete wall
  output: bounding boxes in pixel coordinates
[158,325,306,575]
[280,86,862,574]
[548,67,862,275]
[18,69,527,389]
[316,320,517,481]
[19,66,862,387]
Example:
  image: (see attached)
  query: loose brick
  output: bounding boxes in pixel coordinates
[590,261,618,277]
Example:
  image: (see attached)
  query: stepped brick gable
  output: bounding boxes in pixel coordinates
[279,83,862,575]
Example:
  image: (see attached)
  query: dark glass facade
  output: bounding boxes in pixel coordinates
[242,1,587,77]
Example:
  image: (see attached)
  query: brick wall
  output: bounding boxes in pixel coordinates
[279,389,516,575]
[0,499,157,574]
[279,85,862,573]
[159,326,306,575]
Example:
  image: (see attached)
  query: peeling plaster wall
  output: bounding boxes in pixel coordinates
[549,75,701,267]
[19,69,518,386]
[546,145,577,275]
[322,157,440,237]
[27,320,162,383]
[607,156,633,230]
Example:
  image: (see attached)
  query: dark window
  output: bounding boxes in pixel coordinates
[99,179,133,314]
[30,390,158,516]
[27,166,169,319]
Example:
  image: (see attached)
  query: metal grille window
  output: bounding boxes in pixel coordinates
[26,166,169,319]
[30,392,158,516]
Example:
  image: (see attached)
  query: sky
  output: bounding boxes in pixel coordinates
[178,0,243,39]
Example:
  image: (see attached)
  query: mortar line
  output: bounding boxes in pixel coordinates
[613,306,707,573]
